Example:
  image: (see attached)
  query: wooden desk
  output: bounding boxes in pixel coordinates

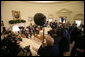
[19,38,42,56]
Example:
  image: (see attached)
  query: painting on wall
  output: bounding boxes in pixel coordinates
[12,10,21,20]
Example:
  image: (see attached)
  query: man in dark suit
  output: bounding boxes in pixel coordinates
[71,25,84,56]
[37,36,59,56]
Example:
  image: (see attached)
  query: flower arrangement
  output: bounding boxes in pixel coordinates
[9,19,26,24]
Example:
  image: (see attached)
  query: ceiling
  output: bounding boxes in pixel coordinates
[26,1,68,4]
[21,1,81,5]
[30,1,63,3]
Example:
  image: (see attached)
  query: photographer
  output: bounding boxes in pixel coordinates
[37,35,59,56]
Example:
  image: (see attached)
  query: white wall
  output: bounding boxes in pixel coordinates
[1,1,84,29]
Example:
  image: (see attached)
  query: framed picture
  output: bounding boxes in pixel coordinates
[12,10,21,19]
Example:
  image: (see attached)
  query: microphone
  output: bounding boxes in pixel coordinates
[34,13,46,26]
[34,13,46,46]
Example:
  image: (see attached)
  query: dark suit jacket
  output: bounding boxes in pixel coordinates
[38,45,59,56]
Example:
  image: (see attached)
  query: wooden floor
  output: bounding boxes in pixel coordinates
[64,42,75,56]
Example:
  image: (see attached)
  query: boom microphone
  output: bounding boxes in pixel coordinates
[34,13,46,26]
